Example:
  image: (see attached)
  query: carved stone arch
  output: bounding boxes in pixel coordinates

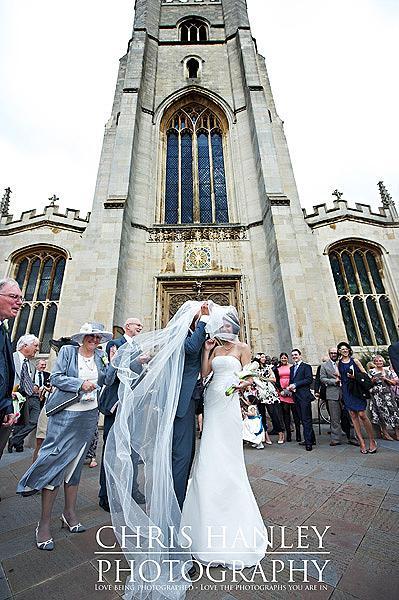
[6,243,71,264]
[154,88,236,128]
[324,237,389,256]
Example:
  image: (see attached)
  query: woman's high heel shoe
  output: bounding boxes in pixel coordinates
[60,513,86,533]
[35,524,54,551]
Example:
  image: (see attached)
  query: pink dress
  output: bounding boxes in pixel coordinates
[278,365,294,404]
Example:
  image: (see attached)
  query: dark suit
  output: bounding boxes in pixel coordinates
[290,362,316,446]
[172,320,207,509]
[388,342,399,377]
[0,323,15,461]
[98,336,143,503]
[9,352,40,450]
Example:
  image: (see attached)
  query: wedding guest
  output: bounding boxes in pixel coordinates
[240,394,267,449]
[0,278,21,473]
[17,322,111,551]
[337,341,377,454]
[98,317,148,512]
[287,349,316,451]
[33,342,78,463]
[388,323,399,375]
[368,355,399,441]
[320,348,342,445]
[8,334,40,453]
[274,352,301,442]
[254,353,284,441]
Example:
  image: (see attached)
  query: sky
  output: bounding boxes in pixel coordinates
[0,0,398,217]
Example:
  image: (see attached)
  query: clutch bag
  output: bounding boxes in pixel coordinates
[45,389,80,416]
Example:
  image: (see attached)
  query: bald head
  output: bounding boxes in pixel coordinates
[124,318,143,338]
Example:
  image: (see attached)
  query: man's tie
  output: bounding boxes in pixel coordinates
[20,358,34,396]
[38,372,43,387]
[293,363,299,377]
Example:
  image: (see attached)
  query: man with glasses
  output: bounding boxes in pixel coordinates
[320,348,343,445]
[0,278,22,475]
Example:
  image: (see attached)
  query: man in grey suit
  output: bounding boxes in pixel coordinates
[320,348,342,445]
[8,334,40,452]
[320,347,358,446]
[172,302,209,509]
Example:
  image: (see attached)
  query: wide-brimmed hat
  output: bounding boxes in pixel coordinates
[70,322,113,345]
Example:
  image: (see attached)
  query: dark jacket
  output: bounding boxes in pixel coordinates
[99,336,143,415]
[0,324,15,414]
[388,341,399,377]
[176,320,207,418]
[289,362,314,403]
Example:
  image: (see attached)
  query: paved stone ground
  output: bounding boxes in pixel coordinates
[1,427,398,600]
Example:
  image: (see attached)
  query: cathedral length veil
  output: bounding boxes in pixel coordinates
[104,301,203,600]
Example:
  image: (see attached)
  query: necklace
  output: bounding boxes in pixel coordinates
[221,342,234,352]
[79,353,95,371]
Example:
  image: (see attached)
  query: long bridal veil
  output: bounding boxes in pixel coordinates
[104,301,203,600]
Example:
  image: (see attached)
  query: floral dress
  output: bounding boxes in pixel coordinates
[368,367,399,429]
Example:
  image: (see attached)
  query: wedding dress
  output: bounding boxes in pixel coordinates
[180,355,267,567]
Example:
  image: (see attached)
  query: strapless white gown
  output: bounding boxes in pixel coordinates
[180,355,267,567]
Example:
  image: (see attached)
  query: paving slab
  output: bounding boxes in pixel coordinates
[338,552,399,600]
[317,497,378,528]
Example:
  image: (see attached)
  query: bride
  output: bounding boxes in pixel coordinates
[180,306,267,566]
[104,302,266,600]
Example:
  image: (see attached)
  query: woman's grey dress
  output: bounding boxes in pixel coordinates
[17,345,106,494]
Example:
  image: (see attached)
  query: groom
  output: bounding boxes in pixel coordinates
[172,301,209,509]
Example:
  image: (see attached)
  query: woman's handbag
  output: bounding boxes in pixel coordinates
[348,367,373,400]
[45,388,80,416]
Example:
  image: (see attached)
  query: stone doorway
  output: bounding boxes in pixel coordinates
[156,276,246,339]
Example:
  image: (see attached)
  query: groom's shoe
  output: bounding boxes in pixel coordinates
[99,499,110,512]
[132,490,146,504]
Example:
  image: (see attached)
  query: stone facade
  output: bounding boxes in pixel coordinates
[0,0,398,363]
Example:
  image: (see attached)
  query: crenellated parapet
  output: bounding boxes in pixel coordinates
[0,203,90,235]
[304,198,398,229]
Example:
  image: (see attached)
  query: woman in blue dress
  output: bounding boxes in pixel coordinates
[337,341,377,454]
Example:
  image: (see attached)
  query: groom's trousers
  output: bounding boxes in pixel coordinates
[172,399,196,509]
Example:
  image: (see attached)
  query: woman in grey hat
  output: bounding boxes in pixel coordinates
[17,322,112,551]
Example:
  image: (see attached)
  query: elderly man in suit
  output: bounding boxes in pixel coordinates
[320,347,343,445]
[0,278,22,473]
[98,317,148,511]
[172,302,209,509]
[287,349,316,451]
[8,334,40,452]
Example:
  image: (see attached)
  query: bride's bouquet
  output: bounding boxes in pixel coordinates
[225,363,258,396]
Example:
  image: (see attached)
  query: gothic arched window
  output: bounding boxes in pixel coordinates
[10,247,67,352]
[164,104,229,224]
[329,242,398,347]
[180,19,208,43]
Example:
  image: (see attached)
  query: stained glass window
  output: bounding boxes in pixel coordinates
[165,132,179,224]
[198,133,212,223]
[164,103,229,224]
[339,298,359,346]
[10,248,67,352]
[212,132,228,223]
[181,132,194,223]
[329,243,397,346]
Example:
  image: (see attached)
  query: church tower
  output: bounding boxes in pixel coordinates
[53,0,340,358]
